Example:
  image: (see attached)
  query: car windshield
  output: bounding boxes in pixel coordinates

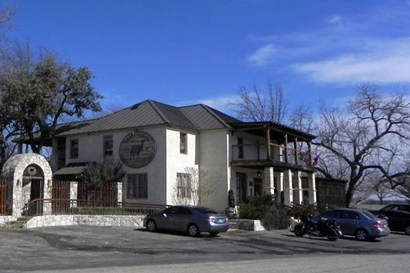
[193,207,217,214]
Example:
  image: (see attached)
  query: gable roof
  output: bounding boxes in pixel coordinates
[57,100,237,136]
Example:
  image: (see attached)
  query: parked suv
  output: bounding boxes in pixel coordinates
[371,204,410,235]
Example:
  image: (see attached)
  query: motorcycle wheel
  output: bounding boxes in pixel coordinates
[294,224,305,237]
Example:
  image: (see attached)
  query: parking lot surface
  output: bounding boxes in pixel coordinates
[1,226,409,272]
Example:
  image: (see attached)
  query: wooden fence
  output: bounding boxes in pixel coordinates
[51,181,118,209]
[0,177,7,215]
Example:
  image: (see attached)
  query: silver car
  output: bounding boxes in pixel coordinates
[322,208,390,241]
[143,205,229,237]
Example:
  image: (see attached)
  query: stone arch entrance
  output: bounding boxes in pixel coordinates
[1,154,52,217]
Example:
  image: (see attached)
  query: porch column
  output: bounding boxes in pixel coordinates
[264,167,275,195]
[277,172,284,203]
[307,172,317,204]
[117,182,123,206]
[294,171,303,205]
[283,169,293,206]
[70,181,78,208]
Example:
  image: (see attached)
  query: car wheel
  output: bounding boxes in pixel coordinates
[355,229,369,241]
[405,226,410,235]
[146,219,157,232]
[187,224,200,237]
[210,232,219,237]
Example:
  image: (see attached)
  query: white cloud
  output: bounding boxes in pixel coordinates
[246,44,277,66]
[293,39,410,84]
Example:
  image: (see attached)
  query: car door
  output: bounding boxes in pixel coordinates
[159,206,179,230]
[170,207,193,232]
[338,211,360,236]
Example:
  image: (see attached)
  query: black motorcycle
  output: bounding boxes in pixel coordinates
[293,213,342,241]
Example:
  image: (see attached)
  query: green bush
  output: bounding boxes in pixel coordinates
[237,194,291,230]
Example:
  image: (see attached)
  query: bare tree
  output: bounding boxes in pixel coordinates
[314,85,410,206]
[230,79,288,123]
[173,167,219,206]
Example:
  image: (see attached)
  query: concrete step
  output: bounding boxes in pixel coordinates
[1,217,30,229]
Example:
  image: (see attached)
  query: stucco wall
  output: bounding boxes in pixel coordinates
[165,128,198,205]
[198,129,230,212]
[60,126,168,206]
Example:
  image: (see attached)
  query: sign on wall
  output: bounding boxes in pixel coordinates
[119,131,156,168]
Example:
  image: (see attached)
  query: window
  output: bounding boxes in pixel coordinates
[127,173,148,199]
[177,173,191,198]
[70,139,79,159]
[180,132,187,154]
[238,138,244,159]
[103,135,113,157]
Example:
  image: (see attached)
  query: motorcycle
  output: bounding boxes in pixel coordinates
[292,212,342,241]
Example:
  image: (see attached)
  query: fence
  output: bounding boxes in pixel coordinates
[0,177,7,215]
[77,181,118,206]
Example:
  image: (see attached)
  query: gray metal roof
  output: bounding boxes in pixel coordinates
[57,100,235,136]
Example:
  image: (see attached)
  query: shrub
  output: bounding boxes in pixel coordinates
[237,194,291,230]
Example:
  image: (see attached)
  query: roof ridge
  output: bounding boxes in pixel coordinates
[147,100,171,124]
[198,104,233,129]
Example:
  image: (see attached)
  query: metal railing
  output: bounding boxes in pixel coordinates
[231,144,313,167]
[24,198,166,217]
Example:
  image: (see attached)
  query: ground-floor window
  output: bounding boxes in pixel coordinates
[127,173,148,199]
[177,173,191,198]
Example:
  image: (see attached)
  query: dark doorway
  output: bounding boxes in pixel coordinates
[236,172,247,203]
[254,178,263,195]
[30,179,43,201]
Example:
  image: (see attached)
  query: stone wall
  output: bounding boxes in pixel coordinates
[25,215,145,229]
[0,216,17,225]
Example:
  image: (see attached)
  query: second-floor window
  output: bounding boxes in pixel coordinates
[180,132,187,154]
[70,139,79,159]
[238,138,244,159]
[103,135,113,157]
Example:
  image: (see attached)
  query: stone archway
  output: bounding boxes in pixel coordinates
[1,154,52,217]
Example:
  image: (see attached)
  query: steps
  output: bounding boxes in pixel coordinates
[1,217,30,229]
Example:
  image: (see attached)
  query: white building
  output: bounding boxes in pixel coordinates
[34,100,317,212]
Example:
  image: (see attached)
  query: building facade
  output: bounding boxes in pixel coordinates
[37,100,317,212]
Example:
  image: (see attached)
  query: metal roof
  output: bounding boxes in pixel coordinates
[56,100,236,136]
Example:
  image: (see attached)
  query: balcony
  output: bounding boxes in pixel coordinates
[231,144,314,171]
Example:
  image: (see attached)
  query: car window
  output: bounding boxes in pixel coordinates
[398,205,410,212]
[176,207,192,215]
[340,211,360,220]
[164,207,178,214]
[361,211,378,220]
[322,210,341,218]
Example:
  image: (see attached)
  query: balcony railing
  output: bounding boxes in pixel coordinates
[231,144,313,168]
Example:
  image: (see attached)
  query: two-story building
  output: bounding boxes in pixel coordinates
[32,100,317,212]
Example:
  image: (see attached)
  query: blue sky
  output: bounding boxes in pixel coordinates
[3,0,410,117]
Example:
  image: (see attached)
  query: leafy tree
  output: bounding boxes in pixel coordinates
[80,161,125,202]
[0,41,103,155]
[314,85,410,206]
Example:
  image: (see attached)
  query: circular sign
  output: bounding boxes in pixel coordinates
[119,131,156,168]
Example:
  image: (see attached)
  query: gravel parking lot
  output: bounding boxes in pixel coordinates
[1,226,409,272]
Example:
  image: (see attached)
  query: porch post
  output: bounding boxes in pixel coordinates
[294,171,303,205]
[277,172,284,203]
[70,181,78,208]
[266,128,271,161]
[283,169,293,206]
[307,172,317,204]
[264,167,275,195]
[117,182,123,206]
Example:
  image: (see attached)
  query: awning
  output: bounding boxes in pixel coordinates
[53,166,86,176]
